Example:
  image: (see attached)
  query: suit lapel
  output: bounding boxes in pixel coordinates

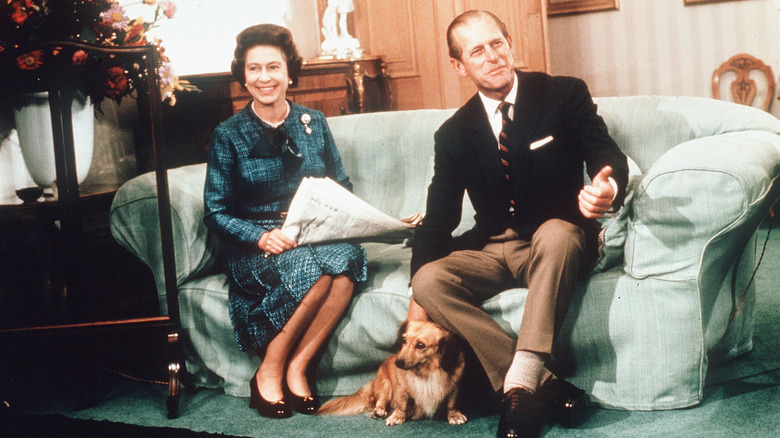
[510,71,544,150]
[461,95,506,189]
[509,72,544,196]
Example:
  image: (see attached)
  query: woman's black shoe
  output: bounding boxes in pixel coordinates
[284,386,320,415]
[249,375,292,418]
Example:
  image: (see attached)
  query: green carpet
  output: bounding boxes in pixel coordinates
[3,221,779,437]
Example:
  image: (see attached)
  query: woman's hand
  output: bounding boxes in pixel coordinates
[258,229,298,255]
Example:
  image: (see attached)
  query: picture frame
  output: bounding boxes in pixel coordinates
[547,0,620,16]
[684,0,741,4]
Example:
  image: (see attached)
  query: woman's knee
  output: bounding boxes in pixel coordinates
[331,274,356,295]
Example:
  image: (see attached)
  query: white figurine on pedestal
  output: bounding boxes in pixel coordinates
[320,0,362,59]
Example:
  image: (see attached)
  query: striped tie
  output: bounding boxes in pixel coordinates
[498,101,515,212]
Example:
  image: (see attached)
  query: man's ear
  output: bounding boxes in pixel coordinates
[450,58,469,78]
[450,57,468,78]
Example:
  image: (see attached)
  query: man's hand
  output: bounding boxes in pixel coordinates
[258,229,297,255]
[579,166,615,219]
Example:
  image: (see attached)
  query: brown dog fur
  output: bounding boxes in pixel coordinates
[317,320,467,425]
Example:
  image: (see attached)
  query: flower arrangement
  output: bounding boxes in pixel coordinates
[1,0,198,106]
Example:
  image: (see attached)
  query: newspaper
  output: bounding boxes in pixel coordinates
[280,177,418,245]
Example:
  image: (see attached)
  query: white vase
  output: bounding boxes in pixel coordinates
[13,91,95,188]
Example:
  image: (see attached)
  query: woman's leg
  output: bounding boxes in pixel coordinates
[254,275,334,401]
[285,274,355,397]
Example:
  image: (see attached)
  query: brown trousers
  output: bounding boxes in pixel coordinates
[411,219,588,392]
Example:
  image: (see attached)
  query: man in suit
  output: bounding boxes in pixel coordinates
[408,10,629,438]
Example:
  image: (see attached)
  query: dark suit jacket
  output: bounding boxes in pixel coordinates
[411,71,629,276]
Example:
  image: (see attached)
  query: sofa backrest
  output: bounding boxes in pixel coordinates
[110,95,780,313]
[593,96,780,171]
[327,95,780,226]
[327,109,456,220]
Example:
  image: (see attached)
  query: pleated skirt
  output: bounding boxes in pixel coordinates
[224,242,367,352]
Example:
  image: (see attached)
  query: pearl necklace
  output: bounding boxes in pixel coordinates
[252,101,289,129]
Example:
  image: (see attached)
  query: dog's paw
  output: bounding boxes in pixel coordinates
[385,411,406,426]
[370,407,387,419]
[447,410,468,425]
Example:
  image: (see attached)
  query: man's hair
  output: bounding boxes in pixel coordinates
[446,10,509,61]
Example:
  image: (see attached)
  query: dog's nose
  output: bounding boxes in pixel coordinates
[395,358,408,369]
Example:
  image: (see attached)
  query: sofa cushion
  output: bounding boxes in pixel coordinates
[418,156,477,237]
[589,155,643,274]
[327,109,456,220]
[175,240,415,398]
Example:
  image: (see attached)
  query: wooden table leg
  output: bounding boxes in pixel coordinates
[166,331,181,419]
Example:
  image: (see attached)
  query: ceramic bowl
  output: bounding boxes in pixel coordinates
[16,187,44,203]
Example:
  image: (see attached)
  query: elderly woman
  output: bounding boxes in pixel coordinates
[204,24,367,419]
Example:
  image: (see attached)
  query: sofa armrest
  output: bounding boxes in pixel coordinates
[110,163,219,314]
[625,130,780,281]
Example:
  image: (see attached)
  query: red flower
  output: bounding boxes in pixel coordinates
[124,19,147,45]
[105,66,129,98]
[72,50,89,66]
[11,0,37,25]
[17,50,43,70]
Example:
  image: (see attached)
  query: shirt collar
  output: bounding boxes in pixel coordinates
[479,71,519,118]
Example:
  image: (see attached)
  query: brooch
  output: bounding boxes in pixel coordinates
[300,113,312,135]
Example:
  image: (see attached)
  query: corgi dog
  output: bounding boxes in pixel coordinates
[318,320,467,425]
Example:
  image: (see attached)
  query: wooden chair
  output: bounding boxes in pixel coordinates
[712,54,775,112]
[713,54,779,218]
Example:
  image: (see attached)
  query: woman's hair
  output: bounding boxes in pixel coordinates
[230,24,303,88]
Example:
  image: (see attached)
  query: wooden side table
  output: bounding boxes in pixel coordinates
[0,41,183,418]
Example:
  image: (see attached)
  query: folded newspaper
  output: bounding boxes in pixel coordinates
[280,177,417,245]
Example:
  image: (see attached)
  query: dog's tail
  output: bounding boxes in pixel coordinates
[317,381,374,416]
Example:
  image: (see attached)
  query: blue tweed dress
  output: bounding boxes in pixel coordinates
[204,101,367,352]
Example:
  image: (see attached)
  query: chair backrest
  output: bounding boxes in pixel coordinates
[712,54,775,112]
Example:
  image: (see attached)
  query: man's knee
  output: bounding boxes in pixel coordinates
[411,259,466,308]
[532,219,586,257]
[410,263,442,307]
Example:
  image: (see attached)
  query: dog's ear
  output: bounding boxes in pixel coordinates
[438,333,463,373]
[392,321,409,352]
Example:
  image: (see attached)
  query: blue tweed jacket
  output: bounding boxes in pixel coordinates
[204,101,352,248]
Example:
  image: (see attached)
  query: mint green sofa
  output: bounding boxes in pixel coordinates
[110,96,780,410]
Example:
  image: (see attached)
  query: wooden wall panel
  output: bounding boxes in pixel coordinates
[323,0,549,110]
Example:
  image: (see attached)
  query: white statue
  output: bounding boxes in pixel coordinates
[320,0,362,59]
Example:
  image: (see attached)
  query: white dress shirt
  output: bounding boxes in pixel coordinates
[479,72,519,142]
